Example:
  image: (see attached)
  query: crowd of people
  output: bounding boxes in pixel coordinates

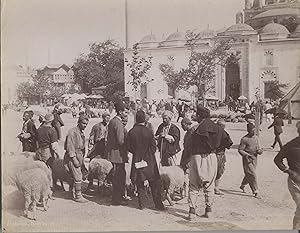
[14,98,300,229]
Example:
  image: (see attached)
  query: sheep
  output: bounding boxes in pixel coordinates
[16,168,53,221]
[87,158,113,196]
[159,166,186,206]
[51,158,73,191]
[3,158,53,188]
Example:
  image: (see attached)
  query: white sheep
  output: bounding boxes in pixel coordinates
[87,158,113,196]
[159,166,186,206]
[3,158,52,188]
[16,168,53,221]
[51,158,73,191]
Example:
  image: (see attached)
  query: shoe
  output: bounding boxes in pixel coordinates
[202,206,212,218]
[271,145,275,149]
[122,195,132,201]
[214,189,224,195]
[74,196,89,203]
[155,205,167,211]
[239,185,246,193]
[254,192,260,199]
[187,207,196,221]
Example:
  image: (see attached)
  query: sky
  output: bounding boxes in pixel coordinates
[1,0,244,68]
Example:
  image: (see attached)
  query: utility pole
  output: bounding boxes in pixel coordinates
[125,0,128,49]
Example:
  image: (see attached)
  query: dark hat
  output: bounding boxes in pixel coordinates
[136,110,146,123]
[196,105,210,118]
[44,113,54,123]
[247,122,255,132]
[181,117,192,125]
[114,101,126,112]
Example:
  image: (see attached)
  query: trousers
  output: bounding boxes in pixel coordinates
[288,177,300,229]
[111,163,126,203]
[188,154,217,211]
[136,179,164,209]
[272,133,283,149]
[241,157,258,193]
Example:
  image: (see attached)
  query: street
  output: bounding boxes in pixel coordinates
[2,109,297,231]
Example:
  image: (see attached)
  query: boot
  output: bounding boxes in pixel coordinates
[187,207,196,221]
[73,182,88,203]
[203,206,212,218]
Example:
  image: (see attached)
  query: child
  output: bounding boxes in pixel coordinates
[238,123,263,198]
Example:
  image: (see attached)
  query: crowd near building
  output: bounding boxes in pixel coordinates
[124,0,300,118]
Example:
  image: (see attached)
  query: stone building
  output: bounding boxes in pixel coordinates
[124,0,300,117]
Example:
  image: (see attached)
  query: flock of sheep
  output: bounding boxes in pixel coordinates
[3,152,188,221]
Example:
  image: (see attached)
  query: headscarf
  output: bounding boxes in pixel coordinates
[162,110,173,119]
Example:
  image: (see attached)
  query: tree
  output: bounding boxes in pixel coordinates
[264,80,289,101]
[73,40,124,100]
[160,35,235,102]
[124,44,153,102]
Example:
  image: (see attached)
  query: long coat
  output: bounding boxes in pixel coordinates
[106,116,128,164]
[127,124,160,183]
[20,119,37,152]
[268,116,284,135]
[155,123,181,158]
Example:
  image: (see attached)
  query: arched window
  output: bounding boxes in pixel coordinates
[264,50,274,66]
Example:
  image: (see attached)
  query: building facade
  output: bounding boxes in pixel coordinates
[124,0,300,116]
[37,64,75,88]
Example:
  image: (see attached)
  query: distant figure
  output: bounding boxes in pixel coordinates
[52,106,64,140]
[176,101,185,122]
[17,111,37,152]
[238,123,263,198]
[274,121,300,229]
[265,101,273,122]
[145,112,154,134]
[268,113,284,149]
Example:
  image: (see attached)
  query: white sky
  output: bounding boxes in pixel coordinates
[1,0,244,68]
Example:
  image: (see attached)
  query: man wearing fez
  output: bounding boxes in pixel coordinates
[87,112,111,161]
[126,110,165,210]
[107,101,129,206]
[187,106,232,220]
[274,121,300,229]
[17,111,37,152]
[64,115,89,203]
[36,113,61,170]
[238,122,263,198]
[155,110,181,166]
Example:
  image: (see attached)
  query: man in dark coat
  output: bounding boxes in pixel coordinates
[107,101,129,206]
[17,111,37,152]
[268,112,284,149]
[274,121,300,229]
[155,110,181,166]
[126,110,165,210]
[52,105,64,140]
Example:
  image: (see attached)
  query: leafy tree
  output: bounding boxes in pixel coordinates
[264,80,289,101]
[73,40,124,99]
[160,34,235,101]
[124,44,153,101]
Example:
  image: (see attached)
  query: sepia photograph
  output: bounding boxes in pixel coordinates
[1,0,300,231]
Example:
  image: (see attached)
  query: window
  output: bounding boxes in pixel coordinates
[264,50,274,66]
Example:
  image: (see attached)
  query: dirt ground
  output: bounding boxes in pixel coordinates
[1,109,298,232]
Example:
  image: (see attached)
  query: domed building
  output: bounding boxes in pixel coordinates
[124,0,300,118]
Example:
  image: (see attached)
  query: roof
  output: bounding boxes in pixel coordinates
[223,23,257,36]
[196,29,217,39]
[165,31,186,41]
[140,34,157,43]
[260,22,290,34]
[253,8,300,20]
